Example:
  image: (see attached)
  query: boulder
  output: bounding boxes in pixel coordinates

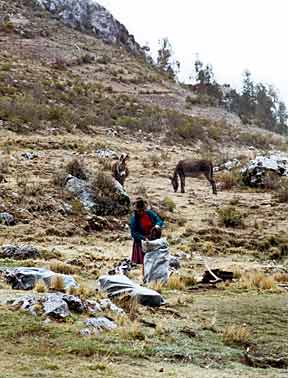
[4,267,79,290]
[241,154,288,187]
[35,0,143,54]
[62,294,85,312]
[99,274,165,307]
[80,316,117,336]
[11,293,85,318]
[0,212,16,226]
[43,294,71,319]
[65,175,130,216]
[1,245,40,260]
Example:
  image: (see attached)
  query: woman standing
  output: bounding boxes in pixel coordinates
[130,198,164,273]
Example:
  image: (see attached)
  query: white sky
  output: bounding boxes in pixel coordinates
[99,0,288,103]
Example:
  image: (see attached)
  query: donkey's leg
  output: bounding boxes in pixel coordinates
[210,179,217,195]
[180,174,185,193]
[204,173,217,195]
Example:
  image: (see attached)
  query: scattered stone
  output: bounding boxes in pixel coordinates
[59,202,73,216]
[244,350,288,369]
[96,148,118,159]
[0,212,16,226]
[81,317,117,336]
[4,267,79,290]
[98,298,124,314]
[169,256,181,270]
[11,295,39,316]
[108,258,134,276]
[21,152,38,160]
[99,274,165,307]
[0,174,7,184]
[1,245,40,260]
[215,159,241,172]
[10,293,86,319]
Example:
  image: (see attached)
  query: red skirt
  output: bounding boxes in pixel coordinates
[131,241,144,265]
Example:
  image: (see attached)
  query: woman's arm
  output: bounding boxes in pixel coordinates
[130,215,145,242]
[146,210,164,228]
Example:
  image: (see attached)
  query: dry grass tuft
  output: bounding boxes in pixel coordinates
[223,324,251,346]
[166,274,185,290]
[231,266,242,279]
[118,321,145,340]
[217,171,241,190]
[91,171,118,199]
[66,158,87,180]
[50,261,77,275]
[202,241,216,256]
[97,157,112,171]
[155,323,170,337]
[182,275,197,287]
[149,280,165,294]
[50,275,65,292]
[273,272,288,283]
[34,280,47,293]
[115,295,138,320]
[238,271,278,291]
[78,285,95,299]
[66,286,80,296]
[275,180,288,203]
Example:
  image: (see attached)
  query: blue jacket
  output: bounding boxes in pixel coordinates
[130,209,164,242]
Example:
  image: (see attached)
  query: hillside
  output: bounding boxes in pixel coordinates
[1,0,287,150]
[0,1,288,378]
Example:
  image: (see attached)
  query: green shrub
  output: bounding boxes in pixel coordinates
[217,206,244,228]
[162,196,176,212]
[175,118,205,140]
[117,116,140,129]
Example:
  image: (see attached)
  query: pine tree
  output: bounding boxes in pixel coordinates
[156,38,180,79]
[240,70,256,118]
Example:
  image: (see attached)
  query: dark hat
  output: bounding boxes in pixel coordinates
[133,197,147,210]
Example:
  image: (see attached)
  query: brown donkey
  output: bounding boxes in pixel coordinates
[111,153,129,187]
[169,159,217,195]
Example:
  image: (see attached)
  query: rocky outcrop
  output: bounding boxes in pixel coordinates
[241,154,288,187]
[0,213,16,226]
[1,245,40,260]
[35,0,142,54]
[65,175,130,216]
[4,267,79,290]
